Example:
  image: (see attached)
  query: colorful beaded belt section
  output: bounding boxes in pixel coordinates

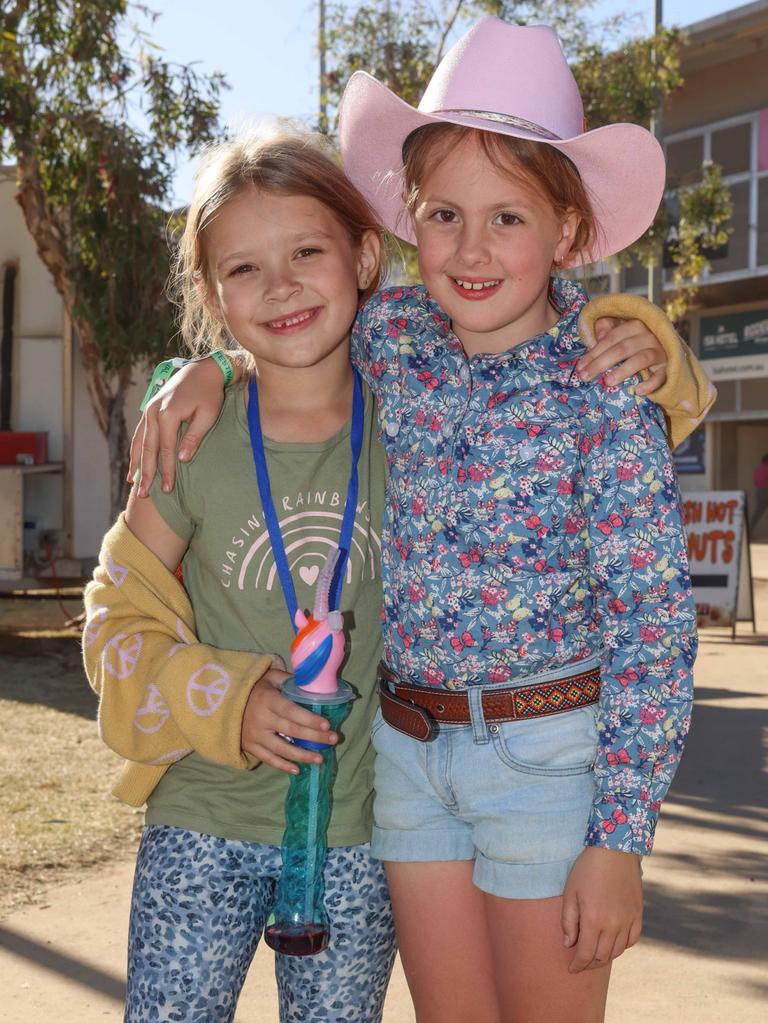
[378,662,601,742]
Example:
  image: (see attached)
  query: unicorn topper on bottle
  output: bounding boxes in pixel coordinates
[290,550,346,698]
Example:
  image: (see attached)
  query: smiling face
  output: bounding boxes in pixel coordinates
[411,134,580,356]
[204,187,378,375]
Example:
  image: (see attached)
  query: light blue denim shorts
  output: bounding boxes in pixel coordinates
[370,665,599,900]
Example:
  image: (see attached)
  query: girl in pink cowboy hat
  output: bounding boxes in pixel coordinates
[332,16,696,1023]
[124,18,707,1023]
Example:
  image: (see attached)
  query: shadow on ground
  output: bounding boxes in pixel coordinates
[699,633,768,648]
[639,679,767,963]
[0,926,125,1002]
[642,849,766,960]
[0,631,95,719]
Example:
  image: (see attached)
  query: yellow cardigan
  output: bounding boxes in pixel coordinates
[579,293,716,448]
[83,514,272,807]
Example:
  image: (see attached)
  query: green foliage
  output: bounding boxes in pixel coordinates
[617,161,733,324]
[324,0,445,111]
[0,0,227,372]
[323,1,665,126]
[664,162,733,323]
[573,26,684,129]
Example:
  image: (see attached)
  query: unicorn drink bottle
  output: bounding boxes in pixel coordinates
[264,551,355,956]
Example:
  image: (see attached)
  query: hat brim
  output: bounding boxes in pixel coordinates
[339,72,665,266]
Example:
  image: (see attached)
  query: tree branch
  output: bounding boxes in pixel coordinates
[13,150,115,435]
[434,0,467,64]
[77,319,114,437]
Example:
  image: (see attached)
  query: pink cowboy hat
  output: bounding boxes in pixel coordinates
[338,17,665,265]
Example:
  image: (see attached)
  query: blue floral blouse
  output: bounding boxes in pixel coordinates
[352,277,697,855]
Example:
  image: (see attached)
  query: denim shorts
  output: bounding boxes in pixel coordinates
[370,667,599,900]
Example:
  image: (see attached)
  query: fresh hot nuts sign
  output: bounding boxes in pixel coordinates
[681,491,751,629]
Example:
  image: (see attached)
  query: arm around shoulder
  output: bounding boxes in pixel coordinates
[580,293,716,448]
[130,353,239,497]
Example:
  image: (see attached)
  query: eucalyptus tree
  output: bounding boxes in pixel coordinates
[0,1,226,515]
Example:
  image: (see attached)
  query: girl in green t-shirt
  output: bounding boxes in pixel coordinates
[98,128,394,1023]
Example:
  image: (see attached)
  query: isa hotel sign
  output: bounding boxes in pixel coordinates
[700,308,768,381]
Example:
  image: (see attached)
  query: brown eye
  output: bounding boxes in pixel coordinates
[494,212,521,226]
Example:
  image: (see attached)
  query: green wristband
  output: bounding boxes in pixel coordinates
[209,349,235,388]
[139,357,190,412]
[139,351,233,414]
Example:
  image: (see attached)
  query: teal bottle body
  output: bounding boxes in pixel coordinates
[264,680,355,956]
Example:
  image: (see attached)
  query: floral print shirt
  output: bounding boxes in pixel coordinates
[352,277,697,855]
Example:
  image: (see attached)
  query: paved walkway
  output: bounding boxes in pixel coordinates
[1,569,766,1021]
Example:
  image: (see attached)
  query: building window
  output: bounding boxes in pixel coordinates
[624,259,649,291]
[713,180,750,273]
[667,135,704,184]
[758,177,768,267]
[615,112,768,293]
[710,122,752,176]
[665,113,768,281]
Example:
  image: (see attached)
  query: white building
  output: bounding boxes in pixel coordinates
[622,1,768,536]
[0,165,142,580]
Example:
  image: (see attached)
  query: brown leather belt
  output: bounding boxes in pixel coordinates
[378,661,601,742]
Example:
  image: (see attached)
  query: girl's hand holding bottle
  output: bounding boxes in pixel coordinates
[560,847,644,974]
[241,662,338,775]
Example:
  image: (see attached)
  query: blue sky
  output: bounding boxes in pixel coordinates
[141,0,746,203]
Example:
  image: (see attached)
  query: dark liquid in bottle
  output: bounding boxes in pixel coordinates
[264,923,329,956]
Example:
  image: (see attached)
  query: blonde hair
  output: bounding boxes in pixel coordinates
[172,125,386,355]
[401,124,599,262]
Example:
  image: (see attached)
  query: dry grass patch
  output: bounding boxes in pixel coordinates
[0,598,141,917]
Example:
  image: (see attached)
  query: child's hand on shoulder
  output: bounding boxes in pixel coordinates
[129,358,233,498]
[561,845,643,973]
[577,316,667,396]
[241,657,338,774]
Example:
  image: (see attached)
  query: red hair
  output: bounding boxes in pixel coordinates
[402,124,599,261]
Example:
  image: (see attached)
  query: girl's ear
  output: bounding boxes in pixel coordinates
[356,229,381,291]
[553,210,581,268]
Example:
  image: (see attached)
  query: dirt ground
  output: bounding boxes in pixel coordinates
[0,595,142,917]
[1,571,766,1022]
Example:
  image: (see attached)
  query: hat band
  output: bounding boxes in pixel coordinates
[436,108,562,141]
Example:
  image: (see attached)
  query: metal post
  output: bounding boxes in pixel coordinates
[318,0,328,135]
[62,310,74,559]
[648,0,664,305]
[1,262,17,432]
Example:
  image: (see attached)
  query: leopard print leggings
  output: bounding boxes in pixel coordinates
[125,825,396,1022]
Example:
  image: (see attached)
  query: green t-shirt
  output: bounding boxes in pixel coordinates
[147,380,386,846]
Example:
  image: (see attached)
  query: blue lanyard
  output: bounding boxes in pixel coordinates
[246,368,364,632]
